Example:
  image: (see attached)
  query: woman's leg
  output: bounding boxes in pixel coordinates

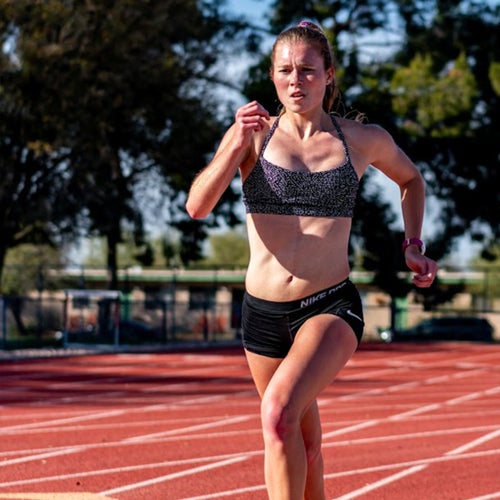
[245,314,357,500]
[301,401,324,500]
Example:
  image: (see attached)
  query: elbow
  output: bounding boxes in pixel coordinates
[401,171,425,197]
[185,200,208,219]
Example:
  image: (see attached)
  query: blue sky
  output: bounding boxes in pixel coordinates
[226,0,271,27]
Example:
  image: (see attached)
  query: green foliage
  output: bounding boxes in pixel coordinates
[391,53,478,137]
[489,61,500,95]
[3,244,66,295]
[202,229,250,269]
[468,244,500,300]
[83,234,181,269]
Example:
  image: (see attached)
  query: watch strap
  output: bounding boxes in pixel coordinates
[402,237,426,255]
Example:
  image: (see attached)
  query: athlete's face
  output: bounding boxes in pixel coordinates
[271,41,334,113]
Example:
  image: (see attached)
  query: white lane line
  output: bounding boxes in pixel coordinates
[328,424,500,499]
[1,422,496,465]
[322,420,379,439]
[324,377,488,439]
[0,451,262,489]
[329,448,500,499]
[0,384,255,434]
[388,384,500,421]
[0,494,116,499]
[323,424,500,449]
[325,448,500,480]
[175,448,500,500]
[466,493,500,500]
[3,428,497,493]
[326,373,500,498]
[100,455,250,496]
[0,414,256,438]
[446,428,500,455]
[0,450,263,488]
[334,465,428,500]
[178,484,266,499]
[0,409,127,432]
[122,415,252,442]
[0,446,89,467]
[0,409,256,469]
[335,367,487,402]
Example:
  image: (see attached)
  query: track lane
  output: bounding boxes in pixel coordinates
[0,342,498,499]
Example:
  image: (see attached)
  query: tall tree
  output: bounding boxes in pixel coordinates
[0,0,257,289]
[0,79,75,290]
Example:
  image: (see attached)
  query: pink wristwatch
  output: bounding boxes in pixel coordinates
[402,237,426,255]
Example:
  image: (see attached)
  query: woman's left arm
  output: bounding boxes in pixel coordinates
[368,125,438,288]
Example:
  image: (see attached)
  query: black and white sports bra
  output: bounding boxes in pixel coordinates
[242,114,359,217]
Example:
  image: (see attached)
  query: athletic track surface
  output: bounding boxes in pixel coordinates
[1,341,499,500]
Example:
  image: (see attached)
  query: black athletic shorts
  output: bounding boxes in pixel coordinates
[242,278,364,358]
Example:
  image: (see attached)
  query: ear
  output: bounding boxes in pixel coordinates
[326,67,335,85]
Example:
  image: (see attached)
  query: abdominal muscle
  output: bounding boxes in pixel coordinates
[245,213,352,302]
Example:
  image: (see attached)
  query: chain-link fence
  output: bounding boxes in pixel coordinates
[0,292,243,350]
[2,291,499,351]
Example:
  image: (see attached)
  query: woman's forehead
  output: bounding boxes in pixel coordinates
[273,41,323,63]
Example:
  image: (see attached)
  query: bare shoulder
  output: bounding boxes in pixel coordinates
[336,117,394,146]
[335,117,398,164]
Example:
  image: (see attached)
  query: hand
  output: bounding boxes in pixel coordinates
[404,248,438,288]
[234,101,270,146]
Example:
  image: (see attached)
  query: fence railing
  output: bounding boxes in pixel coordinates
[1,294,498,350]
[0,294,242,350]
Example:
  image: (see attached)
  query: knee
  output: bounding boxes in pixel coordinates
[260,393,299,444]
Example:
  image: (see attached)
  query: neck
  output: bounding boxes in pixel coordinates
[281,109,330,139]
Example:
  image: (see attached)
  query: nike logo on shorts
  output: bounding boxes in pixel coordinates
[346,309,363,323]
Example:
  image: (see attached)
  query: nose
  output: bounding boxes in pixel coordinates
[290,68,302,85]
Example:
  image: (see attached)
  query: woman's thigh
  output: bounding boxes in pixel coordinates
[245,347,322,446]
[245,313,357,417]
[263,314,358,415]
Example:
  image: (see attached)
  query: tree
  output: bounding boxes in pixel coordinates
[0,0,259,289]
[2,243,67,336]
[469,243,500,306]
[0,85,76,291]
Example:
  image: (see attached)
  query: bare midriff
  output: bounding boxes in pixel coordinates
[245,213,352,302]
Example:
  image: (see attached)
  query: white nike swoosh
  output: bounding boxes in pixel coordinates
[346,309,363,323]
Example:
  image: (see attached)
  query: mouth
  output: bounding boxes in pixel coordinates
[290,91,305,99]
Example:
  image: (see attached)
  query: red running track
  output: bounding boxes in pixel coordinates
[0,341,499,500]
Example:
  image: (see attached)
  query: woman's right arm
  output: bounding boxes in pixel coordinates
[186,101,270,219]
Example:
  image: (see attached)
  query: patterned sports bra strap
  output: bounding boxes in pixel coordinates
[259,115,282,156]
[330,115,352,164]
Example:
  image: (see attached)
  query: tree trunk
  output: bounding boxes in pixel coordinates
[107,232,119,290]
